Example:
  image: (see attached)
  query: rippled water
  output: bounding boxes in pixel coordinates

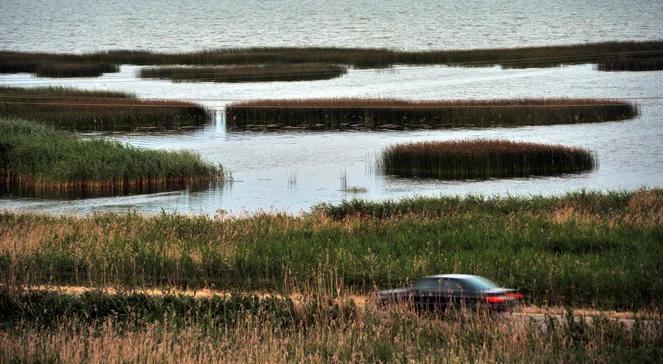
[1,0,662,214]
[1,0,662,52]
[1,64,662,214]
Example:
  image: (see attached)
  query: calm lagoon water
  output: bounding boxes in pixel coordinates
[1,64,662,214]
[1,0,662,214]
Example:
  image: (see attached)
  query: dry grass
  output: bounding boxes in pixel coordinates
[0,294,660,363]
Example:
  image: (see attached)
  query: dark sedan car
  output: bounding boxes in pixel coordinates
[378,274,523,312]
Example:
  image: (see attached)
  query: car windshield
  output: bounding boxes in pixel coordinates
[458,276,500,291]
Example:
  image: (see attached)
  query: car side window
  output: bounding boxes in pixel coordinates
[414,278,440,290]
[440,279,463,291]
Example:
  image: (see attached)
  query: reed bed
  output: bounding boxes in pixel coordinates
[33,63,119,78]
[1,190,661,309]
[225,98,638,130]
[0,86,210,131]
[380,140,595,179]
[2,40,662,70]
[0,290,660,363]
[140,64,347,83]
[0,119,223,197]
[597,55,663,71]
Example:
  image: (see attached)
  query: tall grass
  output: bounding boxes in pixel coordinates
[2,40,662,70]
[140,64,347,83]
[1,190,661,309]
[0,118,223,197]
[0,290,661,363]
[225,98,638,130]
[0,86,210,131]
[380,140,595,179]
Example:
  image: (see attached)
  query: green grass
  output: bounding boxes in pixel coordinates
[0,86,210,131]
[140,64,347,83]
[380,139,595,179]
[0,118,223,197]
[225,98,638,130]
[1,190,661,310]
[2,40,662,70]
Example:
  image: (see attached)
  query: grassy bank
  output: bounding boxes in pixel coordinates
[140,64,347,83]
[1,190,661,309]
[0,290,660,363]
[0,119,223,197]
[2,41,662,70]
[381,140,595,179]
[225,98,638,130]
[0,86,210,131]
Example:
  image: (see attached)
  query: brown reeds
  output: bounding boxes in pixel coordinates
[33,63,118,78]
[597,55,663,71]
[2,40,662,70]
[225,98,638,130]
[0,86,210,131]
[380,140,595,179]
[140,63,347,83]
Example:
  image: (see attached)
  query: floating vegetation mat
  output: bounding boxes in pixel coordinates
[2,40,662,71]
[380,139,595,179]
[225,98,638,130]
[0,86,211,131]
[140,63,347,83]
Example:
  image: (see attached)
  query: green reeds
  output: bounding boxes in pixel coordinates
[225,98,638,130]
[0,86,210,131]
[380,139,595,179]
[0,118,223,197]
[2,40,662,71]
[1,189,661,309]
[140,64,347,83]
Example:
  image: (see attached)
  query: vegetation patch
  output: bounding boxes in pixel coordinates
[380,139,595,179]
[0,86,210,131]
[0,190,661,309]
[225,98,638,130]
[0,118,223,197]
[597,55,663,71]
[2,40,662,71]
[140,63,347,83]
[0,290,660,363]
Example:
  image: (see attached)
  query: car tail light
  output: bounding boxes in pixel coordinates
[506,292,524,300]
[485,296,508,304]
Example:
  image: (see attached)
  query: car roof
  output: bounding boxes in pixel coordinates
[421,274,480,280]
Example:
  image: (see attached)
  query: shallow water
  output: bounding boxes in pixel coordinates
[1,0,662,52]
[1,64,662,214]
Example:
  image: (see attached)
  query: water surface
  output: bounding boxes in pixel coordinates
[1,64,661,214]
